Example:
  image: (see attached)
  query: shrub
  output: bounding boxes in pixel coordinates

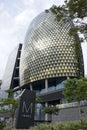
[43,106,59,115]
[29,120,87,130]
[0,120,6,130]
[3,125,11,130]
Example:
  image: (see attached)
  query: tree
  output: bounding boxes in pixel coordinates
[0,89,18,128]
[63,78,87,123]
[45,1,87,77]
[0,120,6,130]
[66,0,87,42]
[46,0,87,41]
[35,96,42,103]
[67,0,87,18]
[43,106,59,115]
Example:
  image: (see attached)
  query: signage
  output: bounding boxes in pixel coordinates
[15,89,36,129]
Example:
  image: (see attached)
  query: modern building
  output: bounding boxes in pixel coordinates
[1,43,22,91]
[19,11,87,121]
[0,80,2,88]
[20,11,84,104]
[0,43,22,120]
[1,10,86,122]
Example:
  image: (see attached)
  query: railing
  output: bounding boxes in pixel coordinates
[56,100,87,109]
[36,80,66,96]
[13,77,19,80]
[36,87,64,96]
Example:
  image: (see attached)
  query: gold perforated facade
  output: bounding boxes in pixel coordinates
[20,11,84,86]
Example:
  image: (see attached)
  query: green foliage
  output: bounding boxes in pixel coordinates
[47,2,86,76]
[0,109,10,113]
[49,5,66,21]
[45,9,49,13]
[69,27,81,64]
[47,2,86,69]
[30,124,52,130]
[63,78,77,102]
[69,27,78,36]
[67,0,87,18]
[67,0,87,42]
[0,98,18,128]
[5,89,13,97]
[3,120,87,130]
[43,106,59,115]
[29,120,87,130]
[46,0,87,34]
[0,89,18,111]
[0,98,18,114]
[0,89,18,128]
[35,96,42,103]
[63,77,87,123]
[0,120,6,130]
[3,125,11,130]
[63,78,87,102]
[0,98,18,106]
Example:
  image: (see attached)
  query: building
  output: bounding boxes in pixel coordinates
[20,11,84,104]
[19,11,86,121]
[0,43,22,120]
[1,10,86,122]
[1,44,22,91]
[0,80,2,88]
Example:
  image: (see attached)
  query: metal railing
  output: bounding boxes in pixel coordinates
[56,100,87,109]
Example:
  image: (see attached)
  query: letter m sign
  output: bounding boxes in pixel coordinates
[15,89,36,129]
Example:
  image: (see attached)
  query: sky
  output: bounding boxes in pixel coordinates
[0,0,87,79]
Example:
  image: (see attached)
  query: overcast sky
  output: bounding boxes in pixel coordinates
[0,0,87,79]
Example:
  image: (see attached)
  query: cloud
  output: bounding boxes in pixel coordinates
[21,0,34,6]
[0,3,4,11]
[21,0,64,12]
[0,0,38,79]
[15,9,37,26]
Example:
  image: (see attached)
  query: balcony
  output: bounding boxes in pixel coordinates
[15,67,19,69]
[36,81,66,96]
[13,77,19,80]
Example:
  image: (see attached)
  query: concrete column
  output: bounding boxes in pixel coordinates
[45,102,48,121]
[45,79,48,121]
[67,77,70,79]
[45,79,48,91]
[30,83,33,91]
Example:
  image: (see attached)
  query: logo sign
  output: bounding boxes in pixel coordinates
[15,89,36,129]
